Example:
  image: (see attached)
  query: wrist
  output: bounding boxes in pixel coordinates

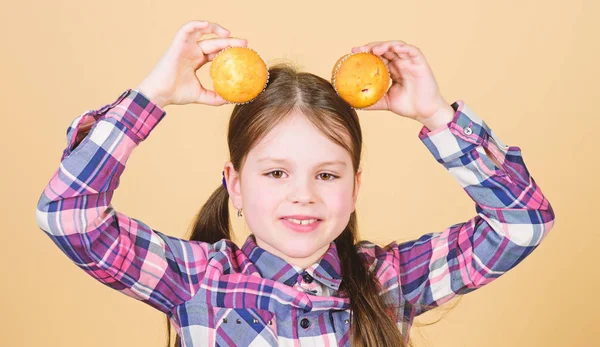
[134,82,170,109]
[417,103,455,132]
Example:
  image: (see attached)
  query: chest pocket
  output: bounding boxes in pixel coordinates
[212,307,278,346]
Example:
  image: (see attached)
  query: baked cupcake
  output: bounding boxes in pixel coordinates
[210,47,269,104]
[331,52,390,109]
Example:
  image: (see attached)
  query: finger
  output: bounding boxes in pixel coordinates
[206,52,219,61]
[196,88,229,106]
[380,46,407,67]
[352,41,383,53]
[376,45,419,81]
[181,20,210,32]
[372,46,401,64]
[380,54,404,80]
[374,44,424,72]
[353,40,406,54]
[363,44,406,80]
[184,21,231,39]
[392,44,424,62]
[377,54,391,65]
[371,41,406,57]
[381,50,399,63]
[360,96,389,111]
[350,42,393,65]
[201,22,231,38]
[198,37,248,55]
[204,47,245,62]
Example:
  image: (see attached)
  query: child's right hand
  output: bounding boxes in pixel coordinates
[135,20,247,108]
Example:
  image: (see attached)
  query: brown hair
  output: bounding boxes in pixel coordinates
[166,63,418,346]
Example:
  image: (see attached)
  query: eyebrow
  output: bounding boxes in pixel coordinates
[257,157,348,167]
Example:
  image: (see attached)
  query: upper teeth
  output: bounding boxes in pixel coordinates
[285,218,317,225]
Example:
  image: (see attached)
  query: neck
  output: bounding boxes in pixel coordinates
[254,236,330,269]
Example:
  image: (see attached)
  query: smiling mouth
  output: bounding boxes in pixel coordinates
[281,217,320,225]
[279,217,324,233]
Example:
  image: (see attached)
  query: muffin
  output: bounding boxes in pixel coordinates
[331,52,390,109]
[209,47,269,104]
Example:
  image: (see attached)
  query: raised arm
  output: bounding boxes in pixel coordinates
[395,101,556,316]
[35,89,215,313]
[346,40,555,316]
[35,20,249,313]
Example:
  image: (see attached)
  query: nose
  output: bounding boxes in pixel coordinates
[289,175,316,204]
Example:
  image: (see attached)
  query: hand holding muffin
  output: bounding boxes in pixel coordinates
[350,41,455,130]
[135,20,247,108]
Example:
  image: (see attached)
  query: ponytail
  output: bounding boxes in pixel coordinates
[188,184,231,243]
[166,184,229,347]
[335,213,410,347]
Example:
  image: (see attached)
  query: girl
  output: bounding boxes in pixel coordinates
[36,20,556,347]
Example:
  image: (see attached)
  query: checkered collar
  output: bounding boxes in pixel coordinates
[241,234,343,292]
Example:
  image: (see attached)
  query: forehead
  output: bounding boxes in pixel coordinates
[247,110,351,164]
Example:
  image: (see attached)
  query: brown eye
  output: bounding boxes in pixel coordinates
[319,173,337,181]
[268,170,285,179]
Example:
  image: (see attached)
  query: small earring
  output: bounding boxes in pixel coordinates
[237,208,243,217]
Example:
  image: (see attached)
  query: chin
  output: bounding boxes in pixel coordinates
[279,243,326,259]
[269,232,333,260]
[252,219,342,260]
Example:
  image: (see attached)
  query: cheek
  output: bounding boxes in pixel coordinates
[242,181,281,213]
[325,189,355,215]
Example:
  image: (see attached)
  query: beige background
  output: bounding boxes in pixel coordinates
[2,0,597,346]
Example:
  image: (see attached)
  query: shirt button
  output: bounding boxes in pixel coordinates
[302,273,314,283]
[300,318,311,329]
[463,126,473,135]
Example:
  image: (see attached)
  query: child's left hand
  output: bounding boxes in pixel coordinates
[351,41,454,128]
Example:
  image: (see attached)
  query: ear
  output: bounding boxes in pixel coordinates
[352,167,362,212]
[224,161,242,209]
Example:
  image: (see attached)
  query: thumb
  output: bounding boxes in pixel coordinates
[358,96,389,111]
[196,89,229,106]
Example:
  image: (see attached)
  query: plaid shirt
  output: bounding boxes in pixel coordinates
[36,89,556,346]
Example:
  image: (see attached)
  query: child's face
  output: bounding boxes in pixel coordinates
[227,110,361,268]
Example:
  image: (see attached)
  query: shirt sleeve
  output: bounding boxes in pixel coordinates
[393,100,556,316]
[35,89,213,314]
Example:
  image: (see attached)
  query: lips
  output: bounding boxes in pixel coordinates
[280,218,323,233]
[280,215,322,221]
